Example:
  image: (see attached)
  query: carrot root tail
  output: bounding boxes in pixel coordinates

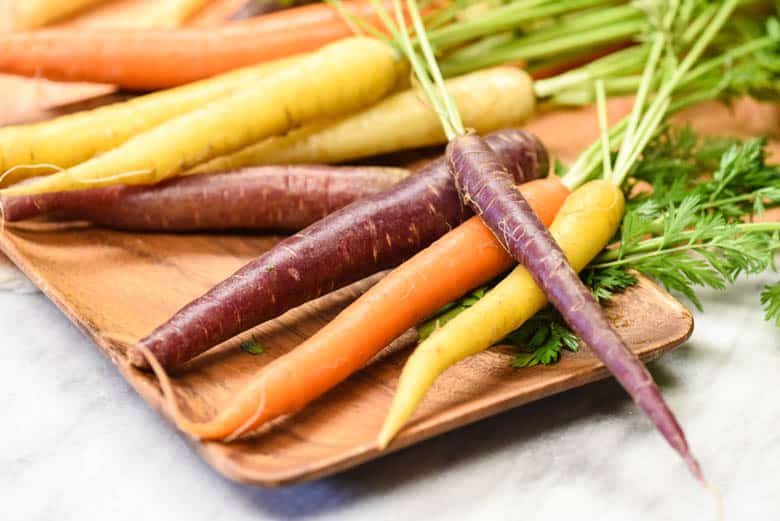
[134,343,204,439]
[703,479,724,521]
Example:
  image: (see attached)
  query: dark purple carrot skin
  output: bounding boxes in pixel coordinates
[229,0,314,20]
[446,134,703,482]
[130,128,549,369]
[0,166,408,232]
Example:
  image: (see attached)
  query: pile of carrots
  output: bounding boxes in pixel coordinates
[2,0,774,489]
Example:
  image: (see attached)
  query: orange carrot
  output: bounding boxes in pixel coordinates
[0,1,391,89]
[145,176,571,440]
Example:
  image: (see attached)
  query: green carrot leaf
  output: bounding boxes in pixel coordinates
[240,335,265,355]
[761,282,780,328]
[582,266,638,303]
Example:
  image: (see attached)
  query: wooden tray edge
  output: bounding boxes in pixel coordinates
[0,235,694,487]
[197,277,694,486]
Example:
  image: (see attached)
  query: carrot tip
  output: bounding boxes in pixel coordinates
[128,348,150,369]
[704,480,724,521]
[376,429,394,451]
[685,454,706,484]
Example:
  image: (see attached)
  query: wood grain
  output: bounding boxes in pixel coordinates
[0,102,775,485]
[0,225,692,486]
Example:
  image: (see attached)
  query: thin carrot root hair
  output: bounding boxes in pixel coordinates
[74,169,154,185]
[134,343,197,436]
[707,481,724,521]
[222,374,270,442]
[0,163,65,186]
[134,343,270,442]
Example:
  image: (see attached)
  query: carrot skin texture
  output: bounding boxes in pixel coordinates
[0,2,390,89]
[131,128,549,369]
[1,37,400,196]
[193,67,537,173]
[13,0,109,28]
[379,180,619,447]
[446,135,702,481]
[0,57,296,182]
[148,176,566,440]
[0,166,408,232]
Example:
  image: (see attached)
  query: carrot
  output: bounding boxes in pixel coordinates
[447,134,703,481]
[0,2,393,89]
[385,0,720,482]
[12,0,110,29]
[141,0,212,28]
[0,165,408,232]
[0,37,402,197]
[229,0,314,20]
[378,180,621,447]
[131,128,548,369]
[143,175,567,440]
[191,67,536,173]
[0,57,297,186]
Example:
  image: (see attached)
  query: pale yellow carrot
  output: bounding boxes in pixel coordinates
[191,67,536,173]
[1,37,402,196]
[143,0,211,28]
[0,56,298,186]
[12,0,109,28]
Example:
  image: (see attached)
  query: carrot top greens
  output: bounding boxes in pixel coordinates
[762,283,780,327]
[412,0,780,365]
[420,128,780,367]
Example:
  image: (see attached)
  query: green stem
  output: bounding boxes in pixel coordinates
[593,222,780,265]
[533,44,648,98]
[678,36,778,88]
[407,0,464,135]
[549,75,643,105]
[427,0,615,51]
[561,118,628,190]
[441,32,515,64]
[441,16,645,76]
[613,32,666,177]
[609,0,740,186]
[595,80,613,180]
[681,2,718,44]
[701,191,778,210]
[423,0,479,30]
[388,0,455,138]
[511,3,642,48]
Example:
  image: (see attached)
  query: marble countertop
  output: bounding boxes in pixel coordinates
[1,260,778,521]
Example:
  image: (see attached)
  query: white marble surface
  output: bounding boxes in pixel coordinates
[1,263,778,521]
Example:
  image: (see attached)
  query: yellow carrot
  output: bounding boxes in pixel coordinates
[192,67,536,173]
[12,0,109,28]
[0,57,298,186]
[378,180,625,447]
[144,0,211,28]
[1,37,402,196]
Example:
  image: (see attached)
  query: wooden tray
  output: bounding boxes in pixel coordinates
[0,225,693,486]
[2,100,777,488]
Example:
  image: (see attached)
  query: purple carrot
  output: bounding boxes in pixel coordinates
[229,0,314,20]
[130,128,549,369]
[447,134,703,482]
[0,165,408,232]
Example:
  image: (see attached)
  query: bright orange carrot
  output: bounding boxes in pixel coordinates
[145,176,571,440]
[0,1,391,89]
